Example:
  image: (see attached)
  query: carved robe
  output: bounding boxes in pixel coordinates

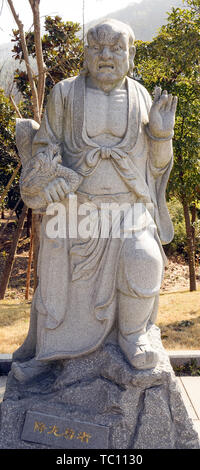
[17,75,174,362]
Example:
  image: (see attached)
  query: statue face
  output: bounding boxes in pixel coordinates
[85,25,133,86]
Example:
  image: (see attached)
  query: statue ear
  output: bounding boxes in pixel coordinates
[129,45,136,62]
[128,46,136,77]
[84,45,89,61]
[81,46,89,75]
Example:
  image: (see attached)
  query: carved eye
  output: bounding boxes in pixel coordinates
[112,45,121,52]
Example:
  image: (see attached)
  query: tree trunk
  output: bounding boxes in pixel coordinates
[182,200,197,291]
[26,208,32,238]
[0,205,27,299]
[190,203,196,253]
[7,0,40,123]
[32,213,42,291]
[7,0,45,286]
[25,230,33,300]
[29,0,46,117]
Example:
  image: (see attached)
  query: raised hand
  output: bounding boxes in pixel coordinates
[148,87,178,139]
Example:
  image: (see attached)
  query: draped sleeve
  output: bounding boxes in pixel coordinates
[32,81,65,157]
[136,82,174,244]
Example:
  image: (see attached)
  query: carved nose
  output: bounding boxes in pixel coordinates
[101,47,112,59]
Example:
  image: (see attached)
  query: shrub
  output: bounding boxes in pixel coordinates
[165,198,187,257]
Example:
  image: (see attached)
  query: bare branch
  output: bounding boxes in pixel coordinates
[7,0,40,123]
[0,0,4,16]
[9,94,22,118]
[28,0,46,118]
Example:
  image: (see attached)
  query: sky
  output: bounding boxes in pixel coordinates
[0,0,143,45]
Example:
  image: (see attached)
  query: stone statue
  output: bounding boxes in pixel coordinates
[1,18,200,451]
[12,18,177,381]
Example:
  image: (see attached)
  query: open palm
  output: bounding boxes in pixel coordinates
[148,87,178,139]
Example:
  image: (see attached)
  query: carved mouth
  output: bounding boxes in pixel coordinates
[98,64,114,70]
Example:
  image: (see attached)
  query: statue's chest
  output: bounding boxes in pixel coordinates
[85,88,128,139]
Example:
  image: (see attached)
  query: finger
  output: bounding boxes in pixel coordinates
[153,86,162,103]
[44,188,54,204]
[59,178,70,194]
[156,91,168,110]
[55,182,66,200]
[49,186,61,202]
[165,94,173,112]
[171,96,178,113]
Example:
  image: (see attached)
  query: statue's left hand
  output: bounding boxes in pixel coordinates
[148,87,178,139]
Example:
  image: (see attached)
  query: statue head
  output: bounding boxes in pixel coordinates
[84,19,136,89]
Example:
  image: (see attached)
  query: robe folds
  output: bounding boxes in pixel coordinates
[18,75,174,361]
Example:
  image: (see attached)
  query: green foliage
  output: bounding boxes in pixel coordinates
[0,88,19,203]
[0,89,16,152]
[134,0,200,267]
[174,359,200,376]
[165,198,187,256]
[134,2,200,206]
[164,198,200,258]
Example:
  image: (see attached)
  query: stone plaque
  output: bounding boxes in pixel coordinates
[21,411,109,449]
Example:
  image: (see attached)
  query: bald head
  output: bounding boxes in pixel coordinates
[87,19,135,49]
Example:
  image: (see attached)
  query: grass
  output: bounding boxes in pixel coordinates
[174,359,200,376]
[0,288,199,354]
[157,288,200,350]
[0,298,30,353]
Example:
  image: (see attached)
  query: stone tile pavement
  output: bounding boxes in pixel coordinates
[177,376,200,439]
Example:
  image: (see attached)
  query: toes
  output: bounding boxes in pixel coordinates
[12,362,26,382]
[130,350,159,370]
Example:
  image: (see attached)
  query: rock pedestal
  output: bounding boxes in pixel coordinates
[0,325,199,449]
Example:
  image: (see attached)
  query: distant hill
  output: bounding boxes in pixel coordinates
[0,42,13,59]
[86,0,183,41]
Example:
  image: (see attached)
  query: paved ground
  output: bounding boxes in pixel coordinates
[0,375,200,442]
[177,376,200,439]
